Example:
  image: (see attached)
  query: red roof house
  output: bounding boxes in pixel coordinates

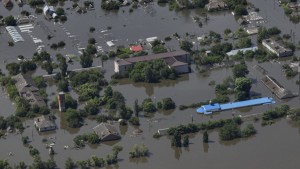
[130,45,143,52]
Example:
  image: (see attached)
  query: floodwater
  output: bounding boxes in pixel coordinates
[1,0,300,168]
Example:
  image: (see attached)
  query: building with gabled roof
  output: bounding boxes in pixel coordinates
[3,0,13,8]
[114,50,190,74]
[261,75,296,99]
[34,115,57,132]
[130,45,143,52]
[93,123,121,142]
[12,74,46,107]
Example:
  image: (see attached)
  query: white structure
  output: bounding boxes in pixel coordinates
[226,47,258,56]
[43,5,57,19]
[262,39,293,57]
[158,128,169,136]
[106,41,115,47]
[146,37,158,43]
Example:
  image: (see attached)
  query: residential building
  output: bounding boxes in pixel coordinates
[114,50,190,75]
[205,0,227,11]
[34,115,57,132]
[262,39,293,57]
[130,45,143,52]
[12,74,46,107]
[261,75,296,99]
[93,123,121,142]
[3,0,13,8]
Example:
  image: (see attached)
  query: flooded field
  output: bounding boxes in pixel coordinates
[0,0,300,168]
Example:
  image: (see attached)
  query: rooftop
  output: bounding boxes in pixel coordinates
[130,45,143,52]
[34,115,56,130]
[262,39,292,54]
[226,47,258,56]
[197,97,275,114]
[93,123,121,141]
[123,50,188,64]
[261,75,295,99]
[12,74,46,107]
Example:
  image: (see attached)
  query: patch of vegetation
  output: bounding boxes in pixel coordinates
[129,144,149,158]
[129,59,177,83]
[282,64,297,78]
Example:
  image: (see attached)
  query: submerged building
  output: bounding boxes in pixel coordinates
[262,39,293,57]
[114,50,190,75]
[261,75,296,99]
[12,74,46,107]
[93,123,121,142]
[34,115,57,132]
[197,97,275,114]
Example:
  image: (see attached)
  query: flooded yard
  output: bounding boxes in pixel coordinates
[0,0,300,168]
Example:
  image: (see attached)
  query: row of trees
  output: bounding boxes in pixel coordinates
[6,61,37,75]
[129,59,177,83]
[219,122,256,140]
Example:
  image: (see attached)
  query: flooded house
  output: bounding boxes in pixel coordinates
[130,45,143,52]
[205,0,227,12]
[34,115,57,132]
[3,0,13,8]
[261,75,296,99]
[12,74,46,107]
[262,39,293,57]
[93,123,121,142]
[114,50,190,75]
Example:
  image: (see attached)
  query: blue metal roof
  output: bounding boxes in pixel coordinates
[196,97,275,114]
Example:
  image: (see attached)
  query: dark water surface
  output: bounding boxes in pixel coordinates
[0,0,300,168]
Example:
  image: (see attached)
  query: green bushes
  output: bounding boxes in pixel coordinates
[129,59,177,83]
[64,109,83,128]
[261,105,289,125]
[73,133,100,147]
[282,64,297,78]
[129,144,149,158]
[241,124,256,137]
[166,117,242,137]
[219,122,241,141]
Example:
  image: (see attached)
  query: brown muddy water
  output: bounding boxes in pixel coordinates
[1,0,300,168]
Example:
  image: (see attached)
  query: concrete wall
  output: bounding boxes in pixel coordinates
[173,65,189,73]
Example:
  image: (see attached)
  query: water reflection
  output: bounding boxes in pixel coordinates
[129,157,148,164]
[119,124,129,136]
[117,75,189,97]
[203,143,209,153]
[173,147,183,160]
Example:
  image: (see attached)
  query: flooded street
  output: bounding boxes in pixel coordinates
[1,0,300,168]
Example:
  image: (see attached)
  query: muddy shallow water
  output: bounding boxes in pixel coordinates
[0,0,300,168]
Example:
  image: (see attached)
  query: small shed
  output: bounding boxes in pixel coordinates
[158,128,169,136]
